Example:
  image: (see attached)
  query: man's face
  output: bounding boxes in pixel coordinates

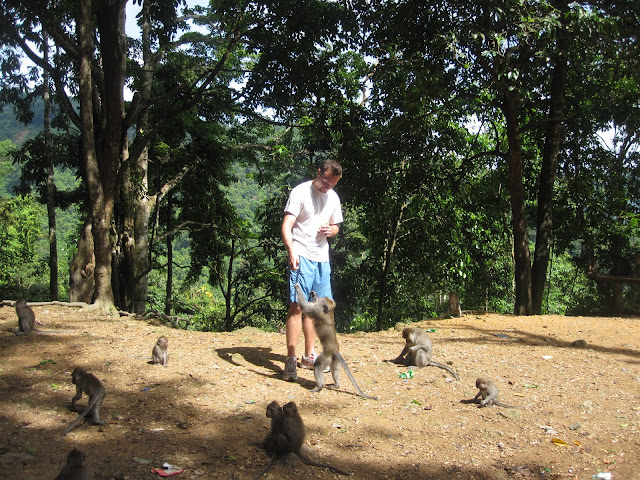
[314,169,341,193]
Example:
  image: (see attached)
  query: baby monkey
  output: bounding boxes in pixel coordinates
[55,448,88,480]
[473,377,530,408]
[389,327,459,380]
[255,401,350,479]
[151,335,169,366]
[63,368,107,435]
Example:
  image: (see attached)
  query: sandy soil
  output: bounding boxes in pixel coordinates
[1,303,639,480]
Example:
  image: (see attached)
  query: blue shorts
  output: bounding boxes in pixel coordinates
[288,256,333,303]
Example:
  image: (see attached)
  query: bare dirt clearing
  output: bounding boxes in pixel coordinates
[1,304,639,480]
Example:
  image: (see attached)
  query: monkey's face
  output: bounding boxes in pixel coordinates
[157,336,168,347]
[71,368,83,385]
[266,401,280,418]
[475,378,484,389]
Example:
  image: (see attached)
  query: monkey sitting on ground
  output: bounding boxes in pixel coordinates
[294,284,378,400]
[151,335,169,366]
[13,299,74,335]
[387,327,459,380]
[473,377,531,408]
[55,448,88,480]
[254,401,350,479]
[447,292,462,317]
[63,368,107,435]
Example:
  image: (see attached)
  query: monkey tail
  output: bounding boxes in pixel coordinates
[427,361,460,380]
[62,394,102,436]
[336,354,379,400]
[295,451,351,476]
[495,401,531,409]
[253,454,278,480]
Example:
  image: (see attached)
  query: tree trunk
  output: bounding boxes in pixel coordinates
[164,191,173,316]
[531,6,568,314]
[69,219,95,303]
[502,89,533,315]
[43,28,58,301]
[78,0,113,310]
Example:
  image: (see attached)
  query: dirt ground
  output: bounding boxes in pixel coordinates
[1,303,639,480]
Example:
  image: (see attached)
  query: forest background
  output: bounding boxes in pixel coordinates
[0,0,638,333]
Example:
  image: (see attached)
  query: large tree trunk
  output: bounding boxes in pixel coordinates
[78,0,127,312]
[531,5,568,314]
[78,0,114,311]
[503,89,533,315]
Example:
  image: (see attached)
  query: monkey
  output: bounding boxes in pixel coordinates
[261,401,285,452]
[55,448,88,480]
[447,292,462,317]
[151,335,169,366]
[473,377,530,408]
[13,299,74,335]
[63,368,107,435]
[254,401,350,479]
[388,327,459,380]
[294,284,378,400]
[14,299,36,335]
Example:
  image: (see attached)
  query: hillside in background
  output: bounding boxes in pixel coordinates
[0,102,43,145]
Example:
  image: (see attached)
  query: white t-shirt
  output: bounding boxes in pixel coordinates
[284,180,343,262]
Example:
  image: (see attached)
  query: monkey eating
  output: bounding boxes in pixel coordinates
[294,284,378,400]
[254,401,350,479]
[473,377,530,408]
[151,335,169,366]
[55,448,88,480]
[62,368,107,435]
[388,327,459,380]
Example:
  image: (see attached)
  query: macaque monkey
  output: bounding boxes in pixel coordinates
[389,327,459,380]
[151,335,169,366]
[473,377,530,408]
[261,401,285,453]
[294,284,378,400]
[447,292,462,317]
[254,401,350,479]
[13,299,73,335]
[14,299,36,335]
[55,449,88,480]
[63,368,107,435]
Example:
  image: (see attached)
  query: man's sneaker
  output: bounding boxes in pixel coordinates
[301,353,330,372]
[301,353,317,369]
[282,356,298,381]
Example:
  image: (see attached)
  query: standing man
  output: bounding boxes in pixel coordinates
[281,159,343,381]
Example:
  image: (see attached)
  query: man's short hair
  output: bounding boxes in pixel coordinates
[320,159,342,178]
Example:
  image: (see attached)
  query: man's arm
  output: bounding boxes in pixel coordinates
[282,213,299,270]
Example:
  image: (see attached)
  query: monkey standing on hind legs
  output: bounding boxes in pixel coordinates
[387,327,460,380]
[55,449,88,480]
[62,368,107,435]
[254,401,351,479]
[294,284,378,400]
[151,335,169,366]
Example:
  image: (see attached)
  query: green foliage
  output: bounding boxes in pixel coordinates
[0,194,46,297]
